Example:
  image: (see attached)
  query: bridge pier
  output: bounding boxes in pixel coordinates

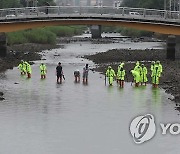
[167,35,180,60]
[90,25,102,39]
[0,33,7,57]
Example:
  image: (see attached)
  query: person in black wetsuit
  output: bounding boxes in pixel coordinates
[56,62,63,84]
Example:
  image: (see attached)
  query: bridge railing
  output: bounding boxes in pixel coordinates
[0,6,180,22]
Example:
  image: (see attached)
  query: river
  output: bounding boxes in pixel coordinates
[0,34,179,154]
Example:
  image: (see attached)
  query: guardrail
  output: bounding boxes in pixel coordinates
[0,6,180,21]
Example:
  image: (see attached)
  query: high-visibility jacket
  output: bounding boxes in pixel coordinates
[118,63,124,70]
[106,69,116,78]
[24,61,29,72]
[106,68,116,85]
[131,70,140,83]
[40,64,47,75]
[26,63,32,74]
[140,66,148,82]
[151,64,155,72]
[134,65,142,75]
[156,64,163,76]
[117,69,126,80]
[18,63,24,72]
[151,66,161,84]
[18,62,26,72]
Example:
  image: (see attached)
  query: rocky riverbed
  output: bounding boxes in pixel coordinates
[83,49,180,103]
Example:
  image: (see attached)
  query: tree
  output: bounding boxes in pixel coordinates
[121,0,164,9]
[0,0,56,8]
[0,0,21,9]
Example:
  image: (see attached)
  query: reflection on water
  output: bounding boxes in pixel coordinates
[152,88,161,104]
[0,39,179,154]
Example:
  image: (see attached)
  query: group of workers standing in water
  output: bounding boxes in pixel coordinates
[18,60,89,84]
[106,61,162,88]
[18,60,32,78]
[18,60,162,88]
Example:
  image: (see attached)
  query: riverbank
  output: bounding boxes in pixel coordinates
[7,26,86,45]
[83,49,180,103]
[0,43,62,72]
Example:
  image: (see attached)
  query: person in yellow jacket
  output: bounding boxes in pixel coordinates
[151,61,155,72]
[134,61,142,74]
[155,61,162,77]
[40,63,47,79]
[118,62,125,70]
[25,62,32,78]
[117,62,125,83]
[18,60,26,75]
[140,64,148,86]
[152,65,161,88]
[131,70,140,87]
[117,67,126,88]
[106,66,116,86]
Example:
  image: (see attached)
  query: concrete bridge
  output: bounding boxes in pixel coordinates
[0,6,180,59]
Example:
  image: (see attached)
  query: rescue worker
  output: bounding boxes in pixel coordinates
[131,70,140,87]
[151,61,155,72]
[83,64,89,84]
[156,61,163,76]
[106,66,116,86]
[117,62,125,83]
[117,67,126,88]
[24,61,29,74]
[134,61,139,70]
[74,69,80,83]
[40,63,47,79]
[141,64,148,86]
[134,61,142,85]
[134,61,142,74]
[151,65,161,88]
[56,62,63,84]
[118,62,125,70]
[26,62,32,78]
[18,60,26,75]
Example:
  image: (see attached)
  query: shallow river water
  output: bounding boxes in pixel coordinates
[0,34,179,154]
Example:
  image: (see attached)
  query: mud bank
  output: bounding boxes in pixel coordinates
[57,36,163,44]
[84,49,180,103]
[0,43,62,72]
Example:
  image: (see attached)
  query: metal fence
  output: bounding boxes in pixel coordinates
[0,6,180,21]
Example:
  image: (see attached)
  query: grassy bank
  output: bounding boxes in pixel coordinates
[7,26,86,45]
[102,26,154,37]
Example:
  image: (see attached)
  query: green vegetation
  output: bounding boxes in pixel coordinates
[7,26,86,45]
[117,27,153,37]
[121,0,164,9]
[0,0,21,9]
[102,26,153,37]
[0,0,55,8]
